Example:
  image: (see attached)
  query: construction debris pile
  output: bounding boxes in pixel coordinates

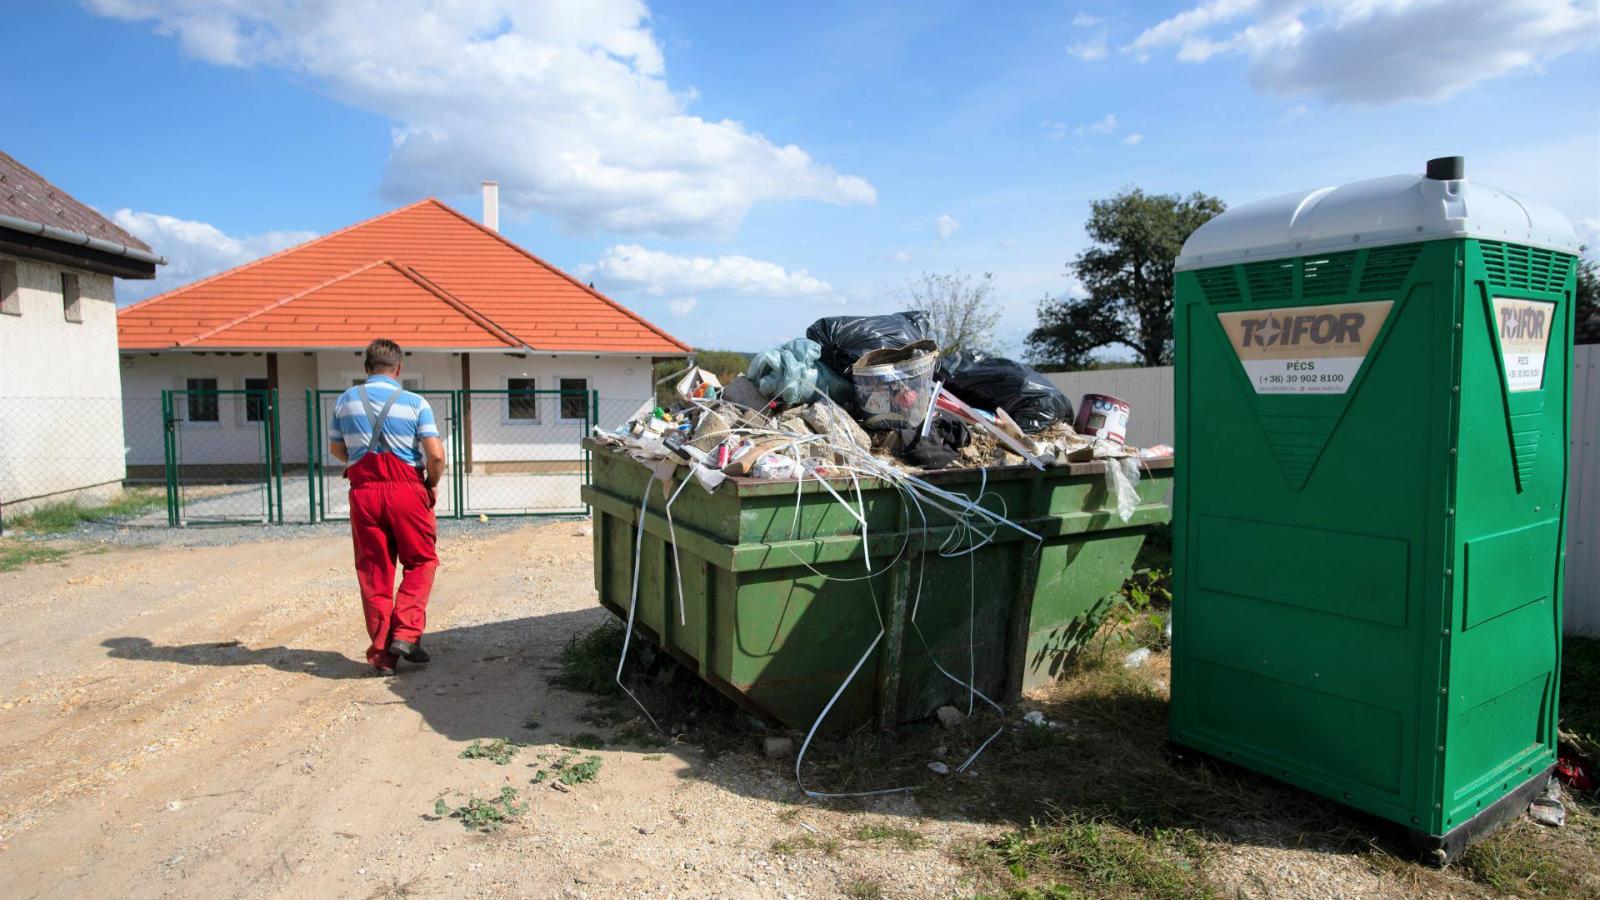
[593,311,1172,509]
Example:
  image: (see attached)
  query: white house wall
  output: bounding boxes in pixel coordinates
[120,350,660,470]
[0,253,125,504]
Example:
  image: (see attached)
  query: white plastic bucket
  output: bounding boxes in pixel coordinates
[1075,393,1131,445]
[851,341,939,430]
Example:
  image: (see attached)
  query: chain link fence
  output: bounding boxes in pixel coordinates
[1,389,649,528]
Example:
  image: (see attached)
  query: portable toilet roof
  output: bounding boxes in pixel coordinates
[1176,156,1583,271]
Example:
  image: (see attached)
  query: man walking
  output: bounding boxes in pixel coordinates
[329,339,447,675]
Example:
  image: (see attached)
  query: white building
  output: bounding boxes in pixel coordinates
[116,186,686,517]
[0,150,163,520]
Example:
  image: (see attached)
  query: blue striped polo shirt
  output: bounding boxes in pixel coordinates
[329,375,439,466]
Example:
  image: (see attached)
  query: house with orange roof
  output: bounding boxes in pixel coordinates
[117,185,686,516]
[1,150,164,518]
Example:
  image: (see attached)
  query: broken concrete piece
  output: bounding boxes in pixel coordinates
[936,705,964,729]
[720,375,769,410]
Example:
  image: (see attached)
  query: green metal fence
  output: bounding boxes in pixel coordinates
[160,388,282,526]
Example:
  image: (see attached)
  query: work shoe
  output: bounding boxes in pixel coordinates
[372,665,396,677]
[402,642,431,664]
[388,639,418,662]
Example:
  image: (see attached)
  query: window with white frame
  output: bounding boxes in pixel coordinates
[559,377,589,421]
[185,377,219,422]
[61,272,82,323]
[0,259,18,316]
[507,377,539,421]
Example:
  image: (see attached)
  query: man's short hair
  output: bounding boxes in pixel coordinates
[364,339,403,374]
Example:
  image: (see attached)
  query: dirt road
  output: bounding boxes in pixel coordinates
[0,522,972,899]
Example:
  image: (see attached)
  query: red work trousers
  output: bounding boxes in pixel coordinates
[346,451,438,669]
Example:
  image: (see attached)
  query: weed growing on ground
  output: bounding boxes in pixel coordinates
[565,732,606,750]
[458,739,520,765]
[8,490,161,534]
[970,817,1210,900]
[770,834,843,857]
[521,717,542,732]
[1561,636,1599,759]
[642,754,665,761]
[0,543,70,572]
[578,702,630,728]
[855,823,926,850]
[557,754,603,786]
[551,621,625,695]
[843,877,886,899]
[433,787,526,832]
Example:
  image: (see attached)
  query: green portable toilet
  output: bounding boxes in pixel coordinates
[1169,157,1580,861]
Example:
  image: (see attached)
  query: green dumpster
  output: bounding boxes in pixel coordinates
[582,439,1173,731]
[1170,157,1578,859]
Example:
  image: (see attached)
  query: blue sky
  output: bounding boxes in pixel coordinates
[8,1,1598,355]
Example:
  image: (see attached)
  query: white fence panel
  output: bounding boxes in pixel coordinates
[1568,343,1599,636]
[1044,366,1175,449]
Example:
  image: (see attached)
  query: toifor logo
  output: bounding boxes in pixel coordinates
[1492,297,1555,393]
[1218,300,1393,395]
[1238,311,1370,348]
[1499,303,1546,342]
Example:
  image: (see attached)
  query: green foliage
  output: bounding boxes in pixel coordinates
[521,717,542,731]
[1562,636,1600,759]
[566,732,606,750]
[901,271,1003,355]
[770,834,843,857]
[434,787,526,832]
[984,818,1210,900]
[458,738,520,765]
[854,823,926,850]
[555,753,603,785]
[0,543,70,572]
[1577,255,1598,344]
[550,621,625,696]
[843,878,887,900]
[1028,189,1224,369]
[8,490,162,534]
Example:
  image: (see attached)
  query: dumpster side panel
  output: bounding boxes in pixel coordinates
[894,545,1016,719]
[1438,240,1571,831]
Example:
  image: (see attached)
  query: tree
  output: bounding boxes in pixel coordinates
[901,271,1003,355]
[1577,254,1599,345]
[1028,188,1224,369]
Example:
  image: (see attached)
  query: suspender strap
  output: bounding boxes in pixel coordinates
[357,384,403,455]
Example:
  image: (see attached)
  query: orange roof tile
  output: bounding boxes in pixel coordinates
[118,200,689,354]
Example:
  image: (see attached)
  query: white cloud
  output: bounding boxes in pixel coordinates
[87,0,876,237]
[1077,113,1118,135]
[1285,103,1310,118]
[935,213,961,239]
[1124,0,1599,104]
[1071,12,1103,27]
[111,209,317,302]
[1122,132,1144,145]
[1067,34,1108,60]
[891,250,914,263]
[1040,119,1069,140]
[581,244,834,298]
[666,297,699,317]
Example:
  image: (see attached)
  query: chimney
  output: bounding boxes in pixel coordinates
[481,180,499,232]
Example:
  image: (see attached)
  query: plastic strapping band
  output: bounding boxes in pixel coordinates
[616,473,665,733]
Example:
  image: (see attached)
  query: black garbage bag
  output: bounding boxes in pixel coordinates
[892,416,971,469]
[806,311,934,378]
[937,350,1073,433]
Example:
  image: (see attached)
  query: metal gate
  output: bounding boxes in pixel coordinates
[161,388,283,526]
[308,389,463,522]
[460,388,594,516]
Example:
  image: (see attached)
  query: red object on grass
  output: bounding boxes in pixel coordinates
[1556,756,1594,792]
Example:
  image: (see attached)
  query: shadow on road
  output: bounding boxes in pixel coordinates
[101,608,612,743]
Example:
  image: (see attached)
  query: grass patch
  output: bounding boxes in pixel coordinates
[1561,636,1600,759]
[642,753,665,762]
[566,732,606,750]
[521,717,542,732]
[433,787,526,832]
[770,833,843,857]
[843,878,886,900]
[855,823,926,850]
[550,621,626,696]
[0,543,71,572]
[8,490,161,534]
[968,817,1210,900]
[458,738,520,765]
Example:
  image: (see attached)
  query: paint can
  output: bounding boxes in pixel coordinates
[1074,393,1131,445]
